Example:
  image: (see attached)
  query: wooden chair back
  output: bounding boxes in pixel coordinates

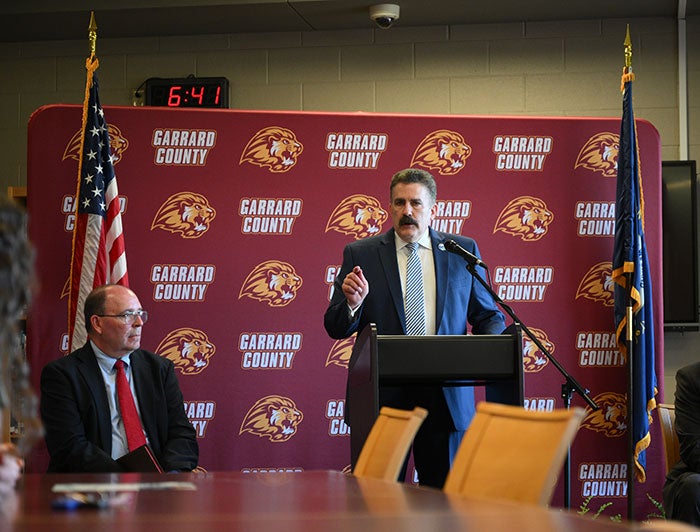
[353,406,428,482]
[657,403,681,474]
[443,401,585,506]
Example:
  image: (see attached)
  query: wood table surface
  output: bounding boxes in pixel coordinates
[4,470,648,531]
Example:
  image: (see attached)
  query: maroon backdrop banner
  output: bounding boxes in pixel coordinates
[26,105,664,514]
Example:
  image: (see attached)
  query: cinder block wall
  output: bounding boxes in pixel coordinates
[1,15,699,397]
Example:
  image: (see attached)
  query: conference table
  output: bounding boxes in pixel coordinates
[6,470,652,531]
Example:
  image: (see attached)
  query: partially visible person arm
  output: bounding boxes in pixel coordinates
[675,365,700,472]
[446,235,505,335]
[325,245,366,339]
[466,260,506,335]
[0,444,22,497]
[40,362,121,473]
[155,359,198,472]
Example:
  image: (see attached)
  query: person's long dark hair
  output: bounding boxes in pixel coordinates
[0,197,42,455]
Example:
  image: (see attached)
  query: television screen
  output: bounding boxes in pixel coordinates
[662,160,699,331]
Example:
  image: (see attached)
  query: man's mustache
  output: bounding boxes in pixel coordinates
[400,215,418,226]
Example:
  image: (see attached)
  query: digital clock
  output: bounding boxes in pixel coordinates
[144,77,229,108]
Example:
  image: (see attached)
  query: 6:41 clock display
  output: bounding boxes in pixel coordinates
[144,77,229,108]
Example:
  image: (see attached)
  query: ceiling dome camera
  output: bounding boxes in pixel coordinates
[369,4,400,29]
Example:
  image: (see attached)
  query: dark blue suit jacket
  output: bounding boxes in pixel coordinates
[324,227,506,431]
[40,343,198,473]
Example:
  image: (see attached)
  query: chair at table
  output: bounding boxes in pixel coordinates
[657,403,681,474]
[443,401,585,506]
[353,406,428,482]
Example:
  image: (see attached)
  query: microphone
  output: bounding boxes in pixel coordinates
[443,239,487,268]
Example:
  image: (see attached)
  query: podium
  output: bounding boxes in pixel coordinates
[346,323,524,468]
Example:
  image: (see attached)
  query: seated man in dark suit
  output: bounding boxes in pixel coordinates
[663,361,700,525]
[40,284,198,473]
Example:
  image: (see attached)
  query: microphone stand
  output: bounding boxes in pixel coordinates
[463,260,599,510]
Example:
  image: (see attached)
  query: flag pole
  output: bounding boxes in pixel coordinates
[622,25,635,522]
[68,11,130,351]
[613,22,657,523]
[67,12,100,349]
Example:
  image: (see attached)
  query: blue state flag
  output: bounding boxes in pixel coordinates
[612,69,657,483]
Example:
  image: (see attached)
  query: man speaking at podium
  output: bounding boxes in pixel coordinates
[324,168,505,488]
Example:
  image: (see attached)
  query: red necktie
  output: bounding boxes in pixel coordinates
[114,359,147,451]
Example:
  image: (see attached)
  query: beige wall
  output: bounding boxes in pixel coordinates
[2,15,699,397]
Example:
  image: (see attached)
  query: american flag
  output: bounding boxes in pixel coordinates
[68,63,128,351]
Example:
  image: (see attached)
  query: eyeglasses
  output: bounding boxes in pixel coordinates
[96,310,149,325]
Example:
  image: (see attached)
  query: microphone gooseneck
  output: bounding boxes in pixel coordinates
[442,239,487,268]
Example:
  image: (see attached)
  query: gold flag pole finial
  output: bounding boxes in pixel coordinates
[621,24,635,90]
[79,10,100,208]
[88,11,97,59]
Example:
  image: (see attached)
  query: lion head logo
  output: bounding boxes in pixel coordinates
[63,124,129,165]
[410,130,472,176]
[239,260,302,307]
[325,336,356,369]
[576,262,614,307]
[156,328,216,376]
[522,327,553,373]
[239,395,303,442]
[574,132,619,178]
[581,392,627,437]
[151,191,216,239]
[494,196,554,242]
[325,195,388,240]
[240,126,303,173]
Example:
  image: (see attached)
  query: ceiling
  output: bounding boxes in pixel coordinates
[0,0,697,43]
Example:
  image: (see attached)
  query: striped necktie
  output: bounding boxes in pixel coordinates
[404,242,426,335]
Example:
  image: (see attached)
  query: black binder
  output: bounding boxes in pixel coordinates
[117,444,164,473]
